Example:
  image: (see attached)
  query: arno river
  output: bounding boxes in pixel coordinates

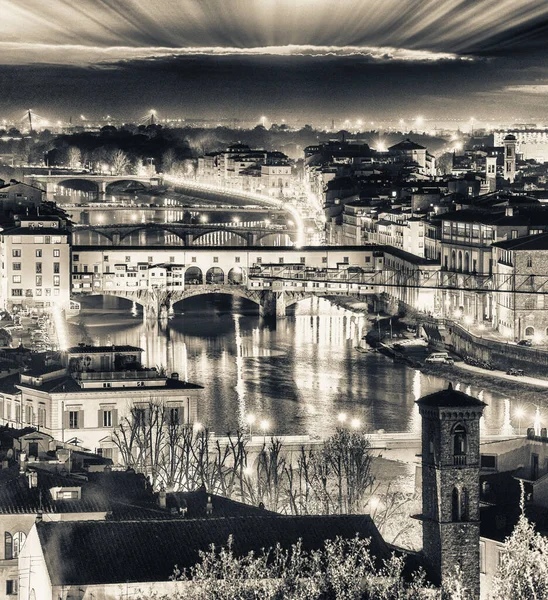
[59,188,512,438]
[71,295,512,438]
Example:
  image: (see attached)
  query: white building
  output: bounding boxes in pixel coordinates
[0,217,72,314]
[16,344,203,459]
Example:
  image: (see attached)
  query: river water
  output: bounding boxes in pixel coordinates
[59,187,513,438]
[70,295,512,438]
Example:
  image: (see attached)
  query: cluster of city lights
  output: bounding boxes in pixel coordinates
[163,176,306,247]
[246,413,272,439]
[514,405,543,436]
[337,412,362,430]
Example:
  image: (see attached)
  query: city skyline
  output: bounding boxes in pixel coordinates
[1,0,548,121]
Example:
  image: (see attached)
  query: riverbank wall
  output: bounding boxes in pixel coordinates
[445,322,548,377]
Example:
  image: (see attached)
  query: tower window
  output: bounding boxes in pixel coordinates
[453,423,467,455]
[452,487,460,521]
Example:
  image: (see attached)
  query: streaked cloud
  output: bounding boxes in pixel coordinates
[0,42,473,67]
[503,84,548,94]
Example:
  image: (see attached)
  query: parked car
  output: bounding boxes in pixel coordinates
[506,368,525,376]
[425,352,452,364]
[517,339,533,347]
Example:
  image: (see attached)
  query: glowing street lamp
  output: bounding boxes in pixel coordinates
[260,419,270,443]
[514,407,525,435]
[246,413,256,439]
[193,422,203,433]
[337,412,347,424]
[350,418,361,430]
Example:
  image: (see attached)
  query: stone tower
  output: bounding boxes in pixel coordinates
[503,134,517,183]
[417,384,486,599]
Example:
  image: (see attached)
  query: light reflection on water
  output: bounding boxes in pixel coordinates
[71,295,511,437]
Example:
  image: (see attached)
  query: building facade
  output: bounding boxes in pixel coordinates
[16,345,203,458]
[0,217,72,314]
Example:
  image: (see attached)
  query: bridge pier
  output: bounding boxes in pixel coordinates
[260,290,287,319]
[45,181,57,201]
[98,181,107,197]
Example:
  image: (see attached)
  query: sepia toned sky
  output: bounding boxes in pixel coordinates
[1,0,548,122]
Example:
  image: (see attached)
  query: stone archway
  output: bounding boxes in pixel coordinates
[206,267,224,285]
[185,266,203,285]
[227,267,244,285]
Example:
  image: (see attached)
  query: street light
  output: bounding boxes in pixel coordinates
[246,414,256,440]
[350,418,361,430]
[260,419,270,444]
[337,412,347,424]
[514,407,525,435]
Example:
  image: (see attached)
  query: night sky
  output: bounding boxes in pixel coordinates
[1,0,548,123]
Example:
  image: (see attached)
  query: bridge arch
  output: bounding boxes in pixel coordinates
[56,179,101,193]
[105,180,149,193]
[72,292,146,314]
[255,232,294,246]
[206,267,225,285]
[171,288,263,311]
[185,266,203,285]
[72,228,115,245]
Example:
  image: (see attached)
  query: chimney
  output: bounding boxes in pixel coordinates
[158,489,167,508]
[505,206,514,217]
[19,452,27,473]
[27,471,38,488]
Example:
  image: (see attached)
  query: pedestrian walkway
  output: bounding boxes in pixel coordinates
[454,361,548,388]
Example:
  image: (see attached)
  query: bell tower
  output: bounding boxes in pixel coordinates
[485,156,497,192]
[417,384,486,599]
[503,134,517,183]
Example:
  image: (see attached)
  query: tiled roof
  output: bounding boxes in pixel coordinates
[389,139,426,151]
[493,232,548,251]
[440,209,529,226]
[166,490,277,518]
[416,384,486,409]
[17,374,202,393]
[0,466,164,516]
[37,514,390,586]
[0,373,21,395]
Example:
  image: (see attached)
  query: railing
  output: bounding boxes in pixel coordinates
[453,455,467,466]
[527,428,548,442]
[73,369,162,381]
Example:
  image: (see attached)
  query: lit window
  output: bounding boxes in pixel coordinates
[53,249,60,257]
[12,250,21,258]
[35,249,42,258]
[12,276,21,284]
[53,275,60,286]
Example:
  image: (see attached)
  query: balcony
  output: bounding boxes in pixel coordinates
[73,369,162,381]
[453,454,467,466]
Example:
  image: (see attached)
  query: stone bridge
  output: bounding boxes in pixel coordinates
[71,222,297,247]
[27,174,160,197]
[73,284,344,320]
[70,245,419,319]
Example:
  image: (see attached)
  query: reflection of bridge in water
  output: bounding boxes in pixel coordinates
[72,222,297,247]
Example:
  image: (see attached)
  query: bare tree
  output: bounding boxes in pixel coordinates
[66,146,81,170]
[161,148,177,174]
[108,149,131,175]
